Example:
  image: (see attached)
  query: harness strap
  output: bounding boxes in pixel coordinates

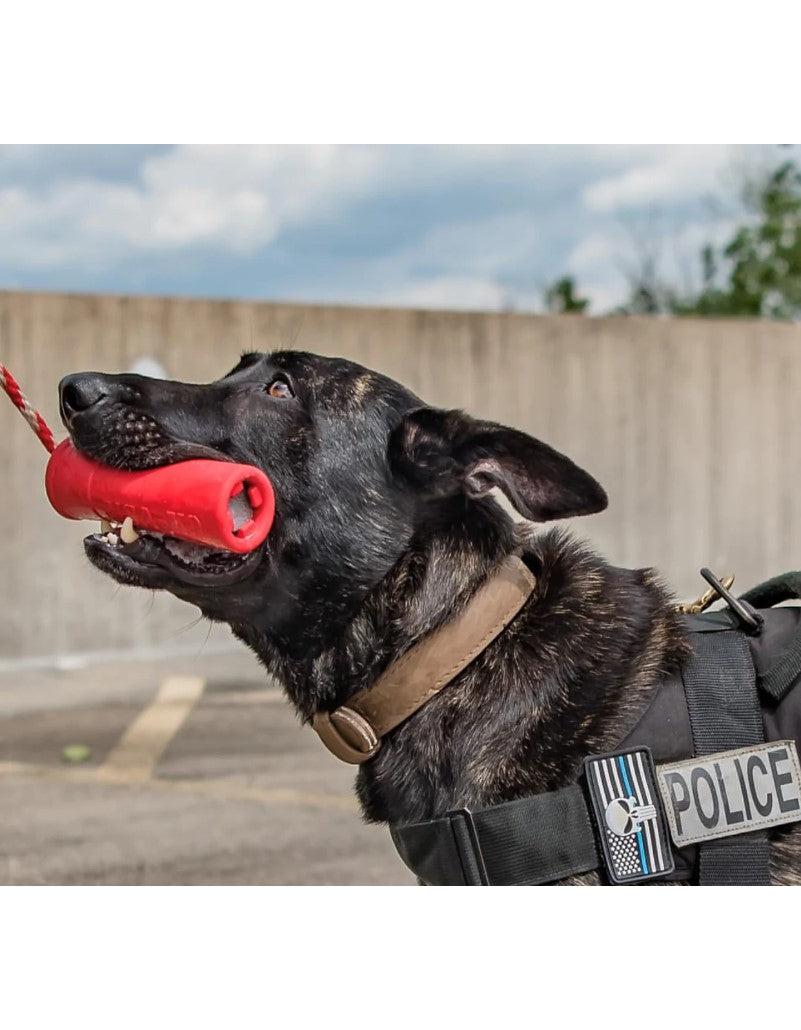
[741,572,801,702]
[390,784,600,886]
[741,571,801,610]
[757,633,801,704]
[682,631,771,885]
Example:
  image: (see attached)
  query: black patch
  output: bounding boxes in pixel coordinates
[585,747,675,883]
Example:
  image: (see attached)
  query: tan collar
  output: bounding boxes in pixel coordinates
[312,555,537,764]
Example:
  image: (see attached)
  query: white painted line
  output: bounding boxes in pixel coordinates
[96,675,205,782]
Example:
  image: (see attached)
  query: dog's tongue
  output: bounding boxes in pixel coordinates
[45,439,276,554]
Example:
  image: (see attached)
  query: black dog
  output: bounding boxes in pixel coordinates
[58,351,801,884]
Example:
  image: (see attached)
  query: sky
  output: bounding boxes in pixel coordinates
[0,144,795,315]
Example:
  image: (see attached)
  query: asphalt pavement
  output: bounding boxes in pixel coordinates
[0,650,413,885]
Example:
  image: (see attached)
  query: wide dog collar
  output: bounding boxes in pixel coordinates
[312,555,537,764]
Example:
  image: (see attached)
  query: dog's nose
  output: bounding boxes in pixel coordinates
[59,373,109,424]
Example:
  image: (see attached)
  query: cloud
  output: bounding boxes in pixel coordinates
[0,144,645,276]
[564,207,747,313]
[278,211,543,312]
[568,229,625,277]
[373,275,510,311]
[563,230,629,312]
[0,144,166,184]
[1,144,795,314]
[396,212,539,277]
[0,146,394,270]
[582,146,734,213]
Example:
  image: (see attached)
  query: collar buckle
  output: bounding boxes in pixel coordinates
[312,708,381,764]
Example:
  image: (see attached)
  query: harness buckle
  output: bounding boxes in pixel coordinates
[699,568,763,634]
[447,808,490,886]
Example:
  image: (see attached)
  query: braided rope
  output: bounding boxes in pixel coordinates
[0,362,56,453]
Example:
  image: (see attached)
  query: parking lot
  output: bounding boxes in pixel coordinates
[0,650,413,885]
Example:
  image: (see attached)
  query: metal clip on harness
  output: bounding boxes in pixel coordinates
[699,567,763,635]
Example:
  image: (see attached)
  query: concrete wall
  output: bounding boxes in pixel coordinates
[2,289,801,664]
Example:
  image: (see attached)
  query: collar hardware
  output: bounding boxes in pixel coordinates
[313,708,380,765]
[312,555,537,765]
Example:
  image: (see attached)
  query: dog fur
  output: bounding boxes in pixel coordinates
[59,350,801,884]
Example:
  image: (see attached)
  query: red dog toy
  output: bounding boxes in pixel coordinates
[45,441,275,554]
[2,363,275,554]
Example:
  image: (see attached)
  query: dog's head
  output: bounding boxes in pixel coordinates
[59,350,607,656]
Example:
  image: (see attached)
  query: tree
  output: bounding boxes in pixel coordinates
[544,276,589,314]
[671,160,801,319]
[611,210,680,315]
[613,254,675,315]
[547,157,801,320]
[670,243,732,317]
[723,161,801,318]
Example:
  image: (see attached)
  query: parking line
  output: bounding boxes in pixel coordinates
[96,675,205,782]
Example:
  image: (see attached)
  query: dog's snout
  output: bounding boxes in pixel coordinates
[58,372,143,427]
[59,373,110,423]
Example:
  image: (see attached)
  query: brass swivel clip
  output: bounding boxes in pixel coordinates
[678,573,735,615]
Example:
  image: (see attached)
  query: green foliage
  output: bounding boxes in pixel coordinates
[544,276,589,314]
[665,160,801,319]
[724,161,801,318]
[568,158,801,320]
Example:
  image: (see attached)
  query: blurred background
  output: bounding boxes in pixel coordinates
[2,143,801,885]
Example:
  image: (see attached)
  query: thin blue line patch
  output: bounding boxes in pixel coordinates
[585,747,674,884]
[618,754,648,875]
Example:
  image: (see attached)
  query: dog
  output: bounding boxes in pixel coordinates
[58,350,801,884]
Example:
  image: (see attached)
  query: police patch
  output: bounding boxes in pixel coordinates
[584,747,675,883]
[656,741,801,847]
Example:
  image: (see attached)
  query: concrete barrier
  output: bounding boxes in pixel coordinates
[2,289,800,663]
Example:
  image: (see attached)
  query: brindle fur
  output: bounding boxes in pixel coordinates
[58,350,801,885]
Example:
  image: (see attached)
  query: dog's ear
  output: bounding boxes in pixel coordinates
[389,407,607,522]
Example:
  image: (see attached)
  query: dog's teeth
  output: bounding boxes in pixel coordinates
[120,517,140,544]
[100,519,112,534]
[107,533,119,546]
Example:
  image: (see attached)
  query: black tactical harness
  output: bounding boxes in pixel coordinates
[390,572,801,885]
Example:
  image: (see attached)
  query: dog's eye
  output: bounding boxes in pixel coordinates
[266,376,294,399]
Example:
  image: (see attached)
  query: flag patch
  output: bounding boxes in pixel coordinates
[584,747,675,884]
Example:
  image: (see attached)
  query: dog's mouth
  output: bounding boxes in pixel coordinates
[84,519,265,590]
[74,430,268,591]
